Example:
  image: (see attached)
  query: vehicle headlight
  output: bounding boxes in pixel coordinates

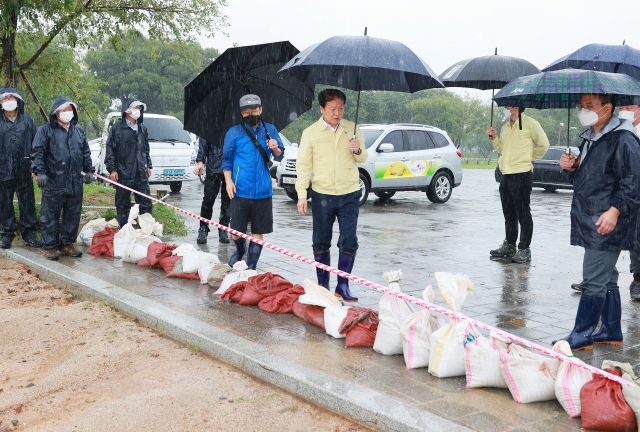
[190,150,197,165]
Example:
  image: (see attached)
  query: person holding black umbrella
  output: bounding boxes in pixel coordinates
[223,95,284,270]
[553,93,640,351]
[295,89,368,302]
[487,107,549,263]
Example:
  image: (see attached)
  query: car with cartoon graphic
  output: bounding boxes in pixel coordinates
[276,124,463,206]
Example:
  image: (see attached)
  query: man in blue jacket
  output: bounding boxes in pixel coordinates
[222,94,284,270]
[194,137,230,244]
[554,93,640,351]
[31,97,94,260]
[0,88,42,249]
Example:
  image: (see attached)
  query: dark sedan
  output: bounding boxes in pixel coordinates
[495,146,580,192]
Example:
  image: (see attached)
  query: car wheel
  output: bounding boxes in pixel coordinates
[374,191,396,200]
[359,172,370,207]
[544,186,557,193]
[170,182,182,193]
[427,171,452,203]
[198,171,206,184]
[284,187,299,202]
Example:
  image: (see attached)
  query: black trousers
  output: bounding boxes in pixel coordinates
[499,171,533,250]
[0,178,38,239]
[40,191,83,250]
[200,173,231,231]
[115,177,153,216]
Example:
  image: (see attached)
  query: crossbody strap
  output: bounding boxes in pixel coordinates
[241,122,272,169]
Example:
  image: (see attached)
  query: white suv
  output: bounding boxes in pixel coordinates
[276,124,463,205]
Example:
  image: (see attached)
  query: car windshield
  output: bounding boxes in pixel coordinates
[145,117,192,143]
[279,133,292,146]
[360,129,384,146]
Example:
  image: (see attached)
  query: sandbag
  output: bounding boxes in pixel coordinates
[465,327,509,389]
[401,285,445,369]
[297,279,349,339]
[428,272,475,378]
[339,307,379,348]
[324,305,350,339]
[258,284,305,314]
[88,227,117,257]
[373,270,416,355]
[113,206,161,263]
[239,273,293,306]
[78,218,107,246]
[203,263,231,287]
[552,340,593,417]
[159,256,180,274]
[147,242,177,267]
[221,281,250,303]
[292,300,325,330]
[138,212,163,237]
[215,261,258,295]
[167,257,200,280]
[137,257,151,267]
[172,243,197,256]
[581,368,637,432]
[77,211,101,240]
[182,251,219,274]
[500,344,560,404]
[621,371,640,432]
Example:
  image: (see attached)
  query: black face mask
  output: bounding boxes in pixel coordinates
[244,114,260,127]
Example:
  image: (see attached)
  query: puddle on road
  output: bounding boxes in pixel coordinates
[506,318,545,328]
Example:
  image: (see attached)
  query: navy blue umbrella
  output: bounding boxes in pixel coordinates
[543,43,640,81]
[279,29,444,140]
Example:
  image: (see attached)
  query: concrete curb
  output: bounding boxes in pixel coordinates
[1,246,472,432]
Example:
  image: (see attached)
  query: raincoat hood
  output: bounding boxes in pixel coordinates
[0,87,25,115]
[121,97,146,123]
[49,96,78,126]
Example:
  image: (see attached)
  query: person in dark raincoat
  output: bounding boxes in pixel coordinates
[0,87,42,249]
[554,93,640,351]
[104,98,152,227]
[31,97,94,260]
[194,137,230,244]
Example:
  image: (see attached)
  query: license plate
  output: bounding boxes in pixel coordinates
[282,177,297,184]
[164,169,184,175]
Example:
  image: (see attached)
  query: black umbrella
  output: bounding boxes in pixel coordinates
[184,41,314,147]
[278,28,444,141]
[439,48,540,126]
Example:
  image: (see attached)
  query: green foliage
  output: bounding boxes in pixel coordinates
[152,202,189,237]
[86,35,220,120]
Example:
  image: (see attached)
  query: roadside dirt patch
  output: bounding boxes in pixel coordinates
[0,258,369,432]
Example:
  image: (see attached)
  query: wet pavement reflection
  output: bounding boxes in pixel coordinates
[48,170,640,431]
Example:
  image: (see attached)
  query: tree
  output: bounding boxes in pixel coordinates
[86,36,219,120]
[0,0,227,90]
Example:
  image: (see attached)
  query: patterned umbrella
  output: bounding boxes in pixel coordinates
[493,68,640,151]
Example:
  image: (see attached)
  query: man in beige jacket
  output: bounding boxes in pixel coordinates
[295,89,368,302]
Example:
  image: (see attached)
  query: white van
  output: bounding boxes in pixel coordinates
[88,113,197,192]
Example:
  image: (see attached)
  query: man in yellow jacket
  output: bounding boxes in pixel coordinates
[295,89,368,302]
[487,106,549,263]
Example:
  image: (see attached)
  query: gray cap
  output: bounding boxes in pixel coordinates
[239,94,261,111]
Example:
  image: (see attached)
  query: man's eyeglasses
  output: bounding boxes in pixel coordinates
[578,102,608,110]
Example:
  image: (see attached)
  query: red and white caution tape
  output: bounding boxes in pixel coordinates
[92,172,637,388]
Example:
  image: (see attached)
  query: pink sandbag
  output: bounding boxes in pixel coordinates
[221,281,250,303]
[239,273,293,306]
[88,226,116,257]
[159,256,180,274]
[148,242,178,267]
[292,300,325,330]
[339,307,379,348]
[166,257,200,280]
[137,257,151,267]
[258,284,305,314]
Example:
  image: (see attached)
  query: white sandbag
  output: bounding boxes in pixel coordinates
[113,205,161,262]
[401,285,446,369]
[298,278,343,308]
[138,212,163,237]
[552,341,593,417]
[465,327,510,389]
[621,371,640,429]
[113,223,136,259]
[106,219,120,229]
[373,270,417,355]
[172,243,197,257]
[128,204,140,224]
[199,262,216,285]
[324,305,350,339]
[182,251,220,274]
[214,261,258,295]
[78,218,107,246]
[76,212,102,242]
[428,272,475,378]
[500,344,561,404]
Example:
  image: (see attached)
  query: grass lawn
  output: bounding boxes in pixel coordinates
[462,161,499,170]
[12,179,188,238]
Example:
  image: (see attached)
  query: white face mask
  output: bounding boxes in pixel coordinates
[58,110,74,124]
[618,109,638,122]
[129,109,141,120]
[2,100,17,112]
[503,108,512,119]
[577,105,607,127]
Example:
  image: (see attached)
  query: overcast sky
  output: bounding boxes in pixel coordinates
[200,0,640,102]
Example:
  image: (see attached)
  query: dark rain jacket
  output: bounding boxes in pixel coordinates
[566,116,640,251]
[31,96,93,196]
[0,87,37,182]
[196,137,223,174]
[104,97,152,183]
